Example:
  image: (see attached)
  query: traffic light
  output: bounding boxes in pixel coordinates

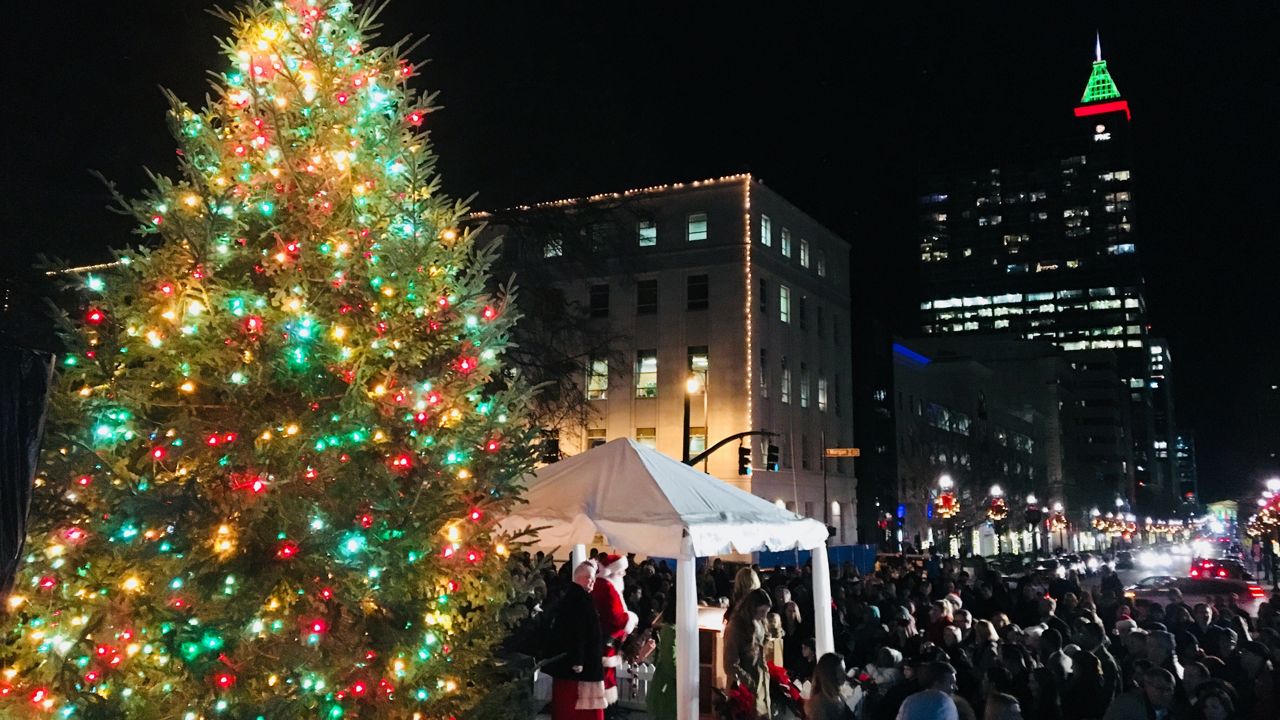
[766,444,780,472]
[737,444,752,476]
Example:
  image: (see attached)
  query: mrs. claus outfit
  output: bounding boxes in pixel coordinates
[546,579,607,719]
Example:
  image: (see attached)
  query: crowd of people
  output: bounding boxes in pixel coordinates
[512,549,1280,720]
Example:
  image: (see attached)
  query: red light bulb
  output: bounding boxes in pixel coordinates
[151,447,166,460]
[214,672,235,689]
[85,308,105,324]
[277,540,299,559]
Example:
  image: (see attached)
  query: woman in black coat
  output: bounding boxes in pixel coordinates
[545,562,607,719]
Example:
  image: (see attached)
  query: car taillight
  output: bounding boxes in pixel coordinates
[1249,585,1265,598]
[1190,569,1199,577]
[1218,569,1228,577]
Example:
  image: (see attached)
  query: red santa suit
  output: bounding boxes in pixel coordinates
[590,554,638,705]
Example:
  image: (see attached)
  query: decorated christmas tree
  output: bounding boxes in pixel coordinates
[3,1,535,717]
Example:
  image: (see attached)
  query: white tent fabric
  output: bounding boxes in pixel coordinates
[501,438,835,720]
[499,437,830,557]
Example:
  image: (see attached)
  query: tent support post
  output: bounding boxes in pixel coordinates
[811,542,835,657]
[676,536,699,720]
[571,544,586,568]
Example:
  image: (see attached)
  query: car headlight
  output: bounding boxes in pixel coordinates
[1087,558,1100,571]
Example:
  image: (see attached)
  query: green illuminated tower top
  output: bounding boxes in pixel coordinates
[1081,32,1122,104]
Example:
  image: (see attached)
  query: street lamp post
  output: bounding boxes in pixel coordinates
[988,484,1007,556]
[936,474,956,555]
[1025,494,1042,556]
[681,375,702,463]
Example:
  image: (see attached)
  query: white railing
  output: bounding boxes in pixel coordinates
[533,662,659,710]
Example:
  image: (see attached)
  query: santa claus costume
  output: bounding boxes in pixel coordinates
[591,554,638,705]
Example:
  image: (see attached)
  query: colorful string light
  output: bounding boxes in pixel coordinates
[5,0,535,717]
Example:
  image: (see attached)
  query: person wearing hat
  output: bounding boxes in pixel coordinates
[591,553,637,706]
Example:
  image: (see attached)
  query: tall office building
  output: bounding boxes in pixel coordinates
[474,175,859,541]
[1174,432,1200,511]
[915,37,1178,512]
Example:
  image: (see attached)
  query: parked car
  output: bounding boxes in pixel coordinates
[1115,550,1135,570]
[1125,575,1266,616]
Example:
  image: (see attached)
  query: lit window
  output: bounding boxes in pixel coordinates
[587,359,608,400]
[800,239,810,268]
[818,377,828,412]
[760,214,772,246]
[817,250,827,277]
[688,347,709,390]
[686,212,708,242]
[781,364,792,404]
[779,285,791,323]
[543,236,563,258]
[635,427,656,449]
[687,426,707,457]
[635,351,657,398]
[781,229,792,258]
[586,428,607,449]
[800,365,810,408]
[638,220,657,247]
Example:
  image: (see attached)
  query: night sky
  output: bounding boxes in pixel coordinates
[6,3,1279,500]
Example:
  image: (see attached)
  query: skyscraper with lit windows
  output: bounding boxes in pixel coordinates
[915,37,1178,512]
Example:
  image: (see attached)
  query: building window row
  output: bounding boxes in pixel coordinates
[635,213,708,248]
[760,214,827,278]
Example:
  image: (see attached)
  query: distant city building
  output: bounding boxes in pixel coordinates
[890,336,1068,552]
[474,175,858,542]
[1174,432,1199,511]
[912,36,1178,513]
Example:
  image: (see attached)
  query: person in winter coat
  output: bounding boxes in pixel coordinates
[545,561,607,720]
[724,588,773,718]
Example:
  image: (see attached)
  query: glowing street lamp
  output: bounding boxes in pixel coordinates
[681,374,704,463]
[1266,477,1280,493]
[938,474,954,491]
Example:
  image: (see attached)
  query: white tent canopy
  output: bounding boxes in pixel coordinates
[501,438,834,720]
